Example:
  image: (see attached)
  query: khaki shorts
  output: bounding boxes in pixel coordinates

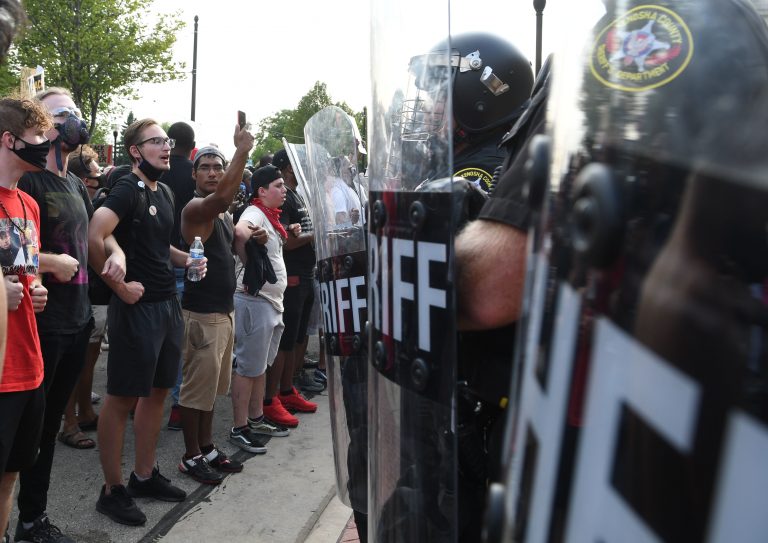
[89,304,108,344]
[179,309,234,411]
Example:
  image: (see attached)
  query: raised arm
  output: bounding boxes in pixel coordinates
[181,125,255,244]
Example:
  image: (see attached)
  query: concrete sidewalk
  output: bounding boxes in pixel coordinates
[9,338,351,542]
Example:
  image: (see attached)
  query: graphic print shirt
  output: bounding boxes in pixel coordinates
[19,170,94,334]
[0,185,44,392]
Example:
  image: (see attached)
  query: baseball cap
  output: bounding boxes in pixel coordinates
[251,164,282,192]
[272,148,290,171]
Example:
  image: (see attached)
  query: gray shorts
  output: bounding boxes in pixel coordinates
[233,293,284,378]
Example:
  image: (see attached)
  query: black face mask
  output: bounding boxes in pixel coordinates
[55,114,89,148]
[133,147,165,181]
[11,134,50,170]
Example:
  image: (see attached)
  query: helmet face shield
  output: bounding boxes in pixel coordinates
[399,53,451,142]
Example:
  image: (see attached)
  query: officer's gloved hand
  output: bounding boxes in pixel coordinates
[417,176,488,230]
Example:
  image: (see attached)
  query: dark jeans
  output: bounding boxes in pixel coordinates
[18,321,93,522]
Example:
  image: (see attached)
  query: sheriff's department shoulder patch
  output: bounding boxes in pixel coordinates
[454,167,494,192]
[590,4,693,92]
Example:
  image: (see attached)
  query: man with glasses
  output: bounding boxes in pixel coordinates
[13,88,124,543]
[88,119,201,526]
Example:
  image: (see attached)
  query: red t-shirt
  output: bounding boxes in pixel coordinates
[0,185,43,392]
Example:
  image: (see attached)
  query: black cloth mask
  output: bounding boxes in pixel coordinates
[11,134,50,170]
[136,148,165,181]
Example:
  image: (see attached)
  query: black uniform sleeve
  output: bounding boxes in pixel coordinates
[477,92,548,232]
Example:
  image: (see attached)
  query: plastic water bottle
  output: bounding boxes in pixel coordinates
[187,236,204,282]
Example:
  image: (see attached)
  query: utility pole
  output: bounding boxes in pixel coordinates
[534,0,546,74]
[191,15,198,121]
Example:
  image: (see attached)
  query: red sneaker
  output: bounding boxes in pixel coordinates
[279,387,318,413]
[263,396,299,428]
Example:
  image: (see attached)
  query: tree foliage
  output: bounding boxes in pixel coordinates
[7,0,185,134]
[250,81,366,165]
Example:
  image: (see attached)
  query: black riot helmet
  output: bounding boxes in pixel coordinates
[401,33,534,144]
[448,32,534,135]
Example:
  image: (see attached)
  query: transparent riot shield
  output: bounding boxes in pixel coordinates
[494,1,768,542]
[282,138,313,220]
[303,106,369,513]
[368,0,458,539]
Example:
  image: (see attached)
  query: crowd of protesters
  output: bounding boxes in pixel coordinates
[0,85,342,541]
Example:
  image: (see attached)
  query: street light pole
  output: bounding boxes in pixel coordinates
[191,15,198,121]
[534,0,546,74]
[111,123,119,165]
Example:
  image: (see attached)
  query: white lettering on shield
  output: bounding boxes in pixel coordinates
[370,233,448,353]
[320,275,367,335]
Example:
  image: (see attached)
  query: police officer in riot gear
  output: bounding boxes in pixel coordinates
[303,107,370,542]
[449,33,534,192]
[489,1,768,542]
[369,24,537,540]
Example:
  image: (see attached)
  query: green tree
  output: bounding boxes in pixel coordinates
[250,109,292,164]
[250,81,366,164]
[9,0,185,134]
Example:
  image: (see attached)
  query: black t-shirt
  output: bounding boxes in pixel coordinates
[18,169,93,334]
[181,211,236,314]
[160,154,194,250]
[280,187,316,278]
[102,174,176,302]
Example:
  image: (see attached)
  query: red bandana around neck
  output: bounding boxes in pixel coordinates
[251,197,287,239]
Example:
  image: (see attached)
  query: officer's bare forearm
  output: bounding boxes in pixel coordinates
[456,219,527,330]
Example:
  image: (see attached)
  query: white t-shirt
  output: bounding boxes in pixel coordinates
[236,205,287,312]
[329,177,364,228]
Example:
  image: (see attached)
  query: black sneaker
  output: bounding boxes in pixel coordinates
[95,485,146,526]
[13,514,73,543]
[204,447,243,473]
[127,467,186,502]
[178,455,224,485]
[248,416,290,437]
[228,427,267,454]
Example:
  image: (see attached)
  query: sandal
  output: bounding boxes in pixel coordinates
[57,430,95,449]
[78,416,99,432]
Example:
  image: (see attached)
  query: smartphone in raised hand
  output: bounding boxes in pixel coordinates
[237,110,246,128]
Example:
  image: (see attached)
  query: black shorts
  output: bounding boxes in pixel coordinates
[0,386,45,473]
[107,296,184,397]
[279,276,314,352]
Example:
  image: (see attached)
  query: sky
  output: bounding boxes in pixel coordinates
[124,0,605,158]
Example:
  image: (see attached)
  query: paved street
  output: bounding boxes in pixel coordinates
[9,338,353,542]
